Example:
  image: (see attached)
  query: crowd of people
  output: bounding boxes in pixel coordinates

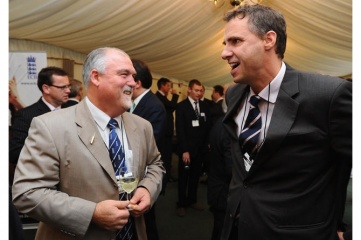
[9,4,352,240]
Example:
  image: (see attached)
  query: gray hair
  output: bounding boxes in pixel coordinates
[82,47,129,88]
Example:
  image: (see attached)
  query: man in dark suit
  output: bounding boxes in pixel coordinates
[61,79,83,108]
[155,77,179,183]
[211,85,225,121]
[207,111,232,240]
[9,66,70,182]
[175,79,211,217]
[220,5,352,240]
[131,59,167,240]
[199,84,225,183]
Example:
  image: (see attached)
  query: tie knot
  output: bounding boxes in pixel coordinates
[108,118,119,130]
[194,101,198,105]
[250,95,261,107]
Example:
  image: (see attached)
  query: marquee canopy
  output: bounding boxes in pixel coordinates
[9,0,352,86]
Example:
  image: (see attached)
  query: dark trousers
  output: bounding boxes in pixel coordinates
[9,187,25,240]
[144,203,159,240]
[177,153,202,207]
[211,208,226,240]
[163,135,173,181]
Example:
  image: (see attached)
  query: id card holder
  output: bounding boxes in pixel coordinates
[200,112,206,121]
[192,120,199,127]
[243,152,253,172]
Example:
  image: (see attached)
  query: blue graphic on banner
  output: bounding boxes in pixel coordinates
[27,56,38,79]
[9,51,47,107]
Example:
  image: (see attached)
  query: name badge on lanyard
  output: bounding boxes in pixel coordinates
[243,152,254,172]
[192,120,199,127]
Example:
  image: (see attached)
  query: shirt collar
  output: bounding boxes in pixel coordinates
[42,97,60,111]
[133,89,150,106]
[85,97,122,131]
[256,61,286,104]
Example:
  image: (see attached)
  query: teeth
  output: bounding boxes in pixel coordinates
[230,63,239,69]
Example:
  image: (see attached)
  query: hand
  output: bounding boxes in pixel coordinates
[337,230,344,240]
[9,76,25,109]
[182,152,190,165]
[171,89,178,95]
[128,187,151,217]
[92,200,130,231]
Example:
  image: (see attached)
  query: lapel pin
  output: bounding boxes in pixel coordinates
[90,133,95,145]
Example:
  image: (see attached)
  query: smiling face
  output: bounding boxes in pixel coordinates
[221,16,266,84]
[88,48,136,117]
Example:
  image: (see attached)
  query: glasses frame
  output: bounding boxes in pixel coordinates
[48,84,71,90]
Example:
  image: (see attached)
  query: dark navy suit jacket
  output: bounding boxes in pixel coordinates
[9,98,51,164]
[133,91,167,152]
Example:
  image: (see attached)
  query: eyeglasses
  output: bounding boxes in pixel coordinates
[48,84,71,90]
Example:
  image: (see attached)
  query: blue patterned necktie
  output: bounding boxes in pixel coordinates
[239,95,262,159]
[108,118,134,240]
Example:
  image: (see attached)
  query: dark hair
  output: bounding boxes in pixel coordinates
[223,4,287,59]
[37,66,68,92]
[68,79,83,98]
[188,79,202,89]
[157,77,171,90]
[213,85,224,96]
[131,59,153,89]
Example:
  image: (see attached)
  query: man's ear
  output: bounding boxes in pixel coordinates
[264,30,277,51]
[90,69,100,87]
[42,84,51,94]
[134,80,141,89]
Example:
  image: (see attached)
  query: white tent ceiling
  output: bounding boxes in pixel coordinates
[9,0,352,87]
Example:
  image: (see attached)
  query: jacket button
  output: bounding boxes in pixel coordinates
[243,181,248,188]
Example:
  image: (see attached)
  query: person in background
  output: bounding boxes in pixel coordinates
[155,77,179,184]
[220,4,351,240]
[61,79,84,108]
[198,85,212,183]
[175,79,210,217]
[12,47,165,240]
[211,84,225,121]
[131,58,167,240]
[9,66,70,184]
[207,98,231,240]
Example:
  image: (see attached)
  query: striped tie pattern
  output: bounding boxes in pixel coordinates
[108,118,134,240]
[239,95,262,158]
[194,101,200,119]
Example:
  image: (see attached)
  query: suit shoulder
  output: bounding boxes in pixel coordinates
[125,112,151,125]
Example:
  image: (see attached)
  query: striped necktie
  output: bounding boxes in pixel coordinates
[194,101,200,119]
[238,95,262,159]
[108,119,134,240]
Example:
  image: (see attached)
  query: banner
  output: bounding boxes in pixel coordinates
[9,51,47,107]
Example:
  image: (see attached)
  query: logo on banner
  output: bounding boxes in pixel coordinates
[27,55,37,79]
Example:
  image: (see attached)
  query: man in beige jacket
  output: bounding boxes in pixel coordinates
[12,47,165,240]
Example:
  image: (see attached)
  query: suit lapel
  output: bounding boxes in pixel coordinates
[223,66,300,176]
[122,113,141,174]
[249,67,300,174]
[133,92,150,115]
[75,101,116,183]
[223,84,249,175]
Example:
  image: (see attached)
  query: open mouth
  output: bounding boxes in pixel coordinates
[123,89,132,95]
[230,62,240,70]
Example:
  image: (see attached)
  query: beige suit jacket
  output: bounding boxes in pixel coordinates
[12,100,165,240]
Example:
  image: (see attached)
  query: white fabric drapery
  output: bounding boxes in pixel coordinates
[9,0,352,86]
